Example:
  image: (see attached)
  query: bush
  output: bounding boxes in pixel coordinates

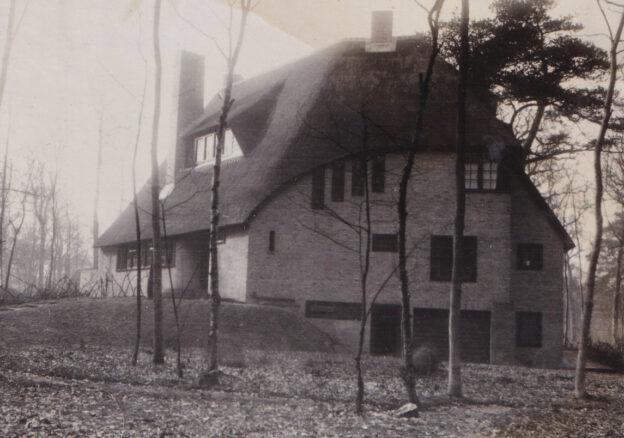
[411,344,440,376]
[587,341,624,373]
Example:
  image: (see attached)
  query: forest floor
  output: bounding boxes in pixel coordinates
[0,298,623,437]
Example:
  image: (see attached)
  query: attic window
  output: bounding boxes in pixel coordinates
[465,153,498,191]
[193,129,241,166]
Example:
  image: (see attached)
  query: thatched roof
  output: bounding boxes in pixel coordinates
[96,37,570,249]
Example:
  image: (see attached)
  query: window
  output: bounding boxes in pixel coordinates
[305,301,362,320]
[430,235,477,282]
[517,244,543,270]
[116,247,127,271]
[371,155,385,193]
[269,230,275,252]
[516,312,542,347]
[311,167,325,209]
[115,242,176,271]
[191,129,242,166]
[331,160,345,202]
[465,153,498,191]
[351,159,365,196]
[372,233,398,252]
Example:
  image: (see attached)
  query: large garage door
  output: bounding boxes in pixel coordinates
[370,304,402,356]
[412,308,491,363]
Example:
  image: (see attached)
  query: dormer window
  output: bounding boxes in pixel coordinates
[193,129,241,166]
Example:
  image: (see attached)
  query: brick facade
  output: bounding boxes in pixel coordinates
[245,152,564,367]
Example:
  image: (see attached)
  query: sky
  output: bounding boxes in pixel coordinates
[0,0,618,239]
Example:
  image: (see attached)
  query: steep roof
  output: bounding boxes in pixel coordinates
[96,37,570,249]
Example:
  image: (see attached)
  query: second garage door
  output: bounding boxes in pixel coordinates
[412,308,491,363]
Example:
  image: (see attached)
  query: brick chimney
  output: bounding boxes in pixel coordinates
[366,11,396,53]
[172,51,205,178]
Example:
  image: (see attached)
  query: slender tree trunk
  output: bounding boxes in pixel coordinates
[0,150,9,282]
[575,8,624,399]
[520,101,546,166]
[93,113,104,269]
[5,194,25,289]
[612,246,623,344]
[206,0,251,374]
[354,122,372,415]
[448,0,469,398]
[150,0,165,365]
[37,220,46,288]
[131,43,148,367]
[396,0,444,405]
[0,1,16,282]
[564,253,571,345]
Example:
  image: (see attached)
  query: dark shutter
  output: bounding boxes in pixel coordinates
[430,236,453,281]
[311,167,325,209]
[461,236,477,282]
[371,154,385,193]
[516,312,542,347]
[351,159,364,196]
[431,235,477,282]
[331,160,345,202]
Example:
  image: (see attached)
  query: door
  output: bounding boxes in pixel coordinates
[370,304,402,356]
[412,308,491,363]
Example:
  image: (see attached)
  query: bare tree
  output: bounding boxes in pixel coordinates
[150,0,165,365]
[448,0,469,398]
[131,63,148,366]
[93,113,104,269]
[396,0,444,405]
[204,0,252,377]
[575,0,624,399]
[46,171,58,288]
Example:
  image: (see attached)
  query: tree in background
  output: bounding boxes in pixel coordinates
[149,0,165,365]
[442,0,609,171]
[574,0,624,400]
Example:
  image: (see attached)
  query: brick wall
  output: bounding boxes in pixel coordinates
[247,153,521,360]
[510,175,565,367]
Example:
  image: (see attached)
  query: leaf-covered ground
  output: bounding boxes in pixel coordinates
[1,298,623,436]
[0,345,623,437]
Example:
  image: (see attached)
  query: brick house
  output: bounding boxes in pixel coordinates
[96,22,573,367]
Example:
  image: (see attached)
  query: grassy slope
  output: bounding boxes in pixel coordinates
[0,297,337,354]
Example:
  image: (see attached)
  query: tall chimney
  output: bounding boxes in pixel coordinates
[173,51,205,176]
[366,11,396,53]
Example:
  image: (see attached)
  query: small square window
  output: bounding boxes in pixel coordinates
[372,233,398,252]
[517,244,543,270]
[516,312,542,347]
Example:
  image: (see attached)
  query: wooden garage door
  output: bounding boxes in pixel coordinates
[370,304,402,356]
[412,308,491,363]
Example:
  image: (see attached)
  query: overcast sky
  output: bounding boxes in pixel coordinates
[0,0,616,234]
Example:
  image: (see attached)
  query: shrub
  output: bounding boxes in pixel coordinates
[411,344,440,376]
[587,341,624,373]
